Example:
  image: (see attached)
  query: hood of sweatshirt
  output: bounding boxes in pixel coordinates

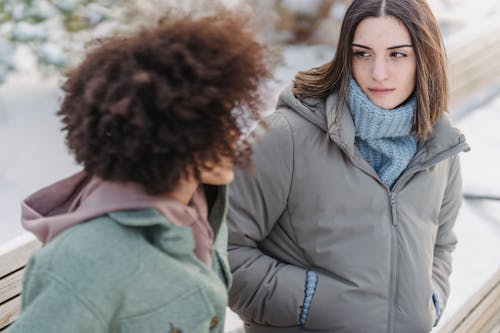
[22,170,212,247]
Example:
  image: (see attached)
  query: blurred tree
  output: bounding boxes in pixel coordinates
[0,0,348,84]
[0,0,143,83]
[0,0,248,84]
[245,0,347,45]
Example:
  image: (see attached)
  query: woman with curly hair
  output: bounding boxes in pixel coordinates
[9,9,272,333]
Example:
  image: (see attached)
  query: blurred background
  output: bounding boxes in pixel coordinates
[0,1,499,332]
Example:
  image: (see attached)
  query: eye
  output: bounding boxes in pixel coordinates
[353,50,370,58]
[390,51,407,58]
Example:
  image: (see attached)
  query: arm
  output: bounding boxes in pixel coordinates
[228,112,307,326]
[432,154,463,324]
[9,258,106,332]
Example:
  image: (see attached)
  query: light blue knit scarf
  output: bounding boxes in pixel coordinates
[347,78,417,188]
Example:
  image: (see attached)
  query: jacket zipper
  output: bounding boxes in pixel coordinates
[333,142,399,333]
[385,139,468,333]
[386,190,398,333]
[333,137,467,333]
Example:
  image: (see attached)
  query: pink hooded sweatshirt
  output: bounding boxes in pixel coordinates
[21,170,214,266]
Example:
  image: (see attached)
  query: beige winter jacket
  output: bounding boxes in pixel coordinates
[227,85,469,333]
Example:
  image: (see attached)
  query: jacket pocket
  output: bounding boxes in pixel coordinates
[118,288,216,333]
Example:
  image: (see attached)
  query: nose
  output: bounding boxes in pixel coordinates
[371,57,389,82]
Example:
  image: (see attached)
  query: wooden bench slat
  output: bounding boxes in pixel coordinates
[0,295,21,330]
[0,323,13,332]
[0,269,24,304]
[448,33,500,67]
[450,46,500,80]
[451,61,500,104]
[446,16,500,107]
[445,17,500,53]
[438,269,500,333]
[0,234,41,279]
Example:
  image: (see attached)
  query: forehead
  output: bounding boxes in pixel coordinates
[353,16,411,46]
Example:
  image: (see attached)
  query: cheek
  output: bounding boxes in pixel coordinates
[351,61,372,95]
[401,68,416,94]
[200,166,234,185]
[404,61,417,89]
[351,61,364,83]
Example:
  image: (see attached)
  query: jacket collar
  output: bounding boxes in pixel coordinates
[409,115,469,167]
[325,93,469,164]
[277,83,469,165]
[326,93,357,157]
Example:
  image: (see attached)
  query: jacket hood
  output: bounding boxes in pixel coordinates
[276,83,330,132]
[276,82,469,163]
[22,170,220,244]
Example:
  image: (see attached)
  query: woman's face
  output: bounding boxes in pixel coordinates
[351,16,416,109]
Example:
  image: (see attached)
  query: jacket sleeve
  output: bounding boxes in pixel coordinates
[432,154,462,318]
[8,259,106,333]
[227,112,307,326]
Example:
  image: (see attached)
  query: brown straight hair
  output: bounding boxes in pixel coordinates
[293,0,448,140]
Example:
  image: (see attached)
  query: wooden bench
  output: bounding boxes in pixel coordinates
[0,234,41,331]
[437,268,500,333]
[447,16,500,116]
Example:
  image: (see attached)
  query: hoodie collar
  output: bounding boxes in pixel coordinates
[107,185,228,236]
[22,171,227,244]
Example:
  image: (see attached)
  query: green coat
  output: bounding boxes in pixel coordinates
[10,188,231,333]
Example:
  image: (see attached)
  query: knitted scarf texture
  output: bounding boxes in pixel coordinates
[347,79,417,188]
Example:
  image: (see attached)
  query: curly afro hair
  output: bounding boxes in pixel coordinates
[58,10,274,195]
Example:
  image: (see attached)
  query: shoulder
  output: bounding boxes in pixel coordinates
[20,215,146,322]
[426,114,468,152]
[249,111,295,156]
[260,110,294,136]
[28,215,143,290]
[275,105,323,134]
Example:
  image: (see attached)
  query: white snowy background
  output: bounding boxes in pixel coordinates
[0,1,499,332]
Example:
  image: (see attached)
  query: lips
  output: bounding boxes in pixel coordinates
[368,88,395,95]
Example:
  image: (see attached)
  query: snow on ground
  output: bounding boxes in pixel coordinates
[1,5,500,330]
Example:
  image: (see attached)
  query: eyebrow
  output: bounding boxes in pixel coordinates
[352,43,413,50]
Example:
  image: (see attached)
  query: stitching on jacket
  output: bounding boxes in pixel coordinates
[275,108,308,252]
[275,110,295,212]
[117,287,212,320]
[29,270,107,327]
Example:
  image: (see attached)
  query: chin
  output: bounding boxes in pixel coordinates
[379,103,397,110]
[372,98,399,110]
[220,172,235,185]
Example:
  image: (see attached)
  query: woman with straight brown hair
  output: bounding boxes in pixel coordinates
[227,0,469,332]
